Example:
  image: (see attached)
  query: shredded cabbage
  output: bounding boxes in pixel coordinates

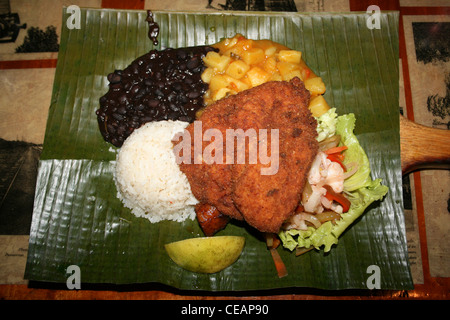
[316,107,338,142]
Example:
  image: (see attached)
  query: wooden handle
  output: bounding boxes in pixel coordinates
[400,115,450,174]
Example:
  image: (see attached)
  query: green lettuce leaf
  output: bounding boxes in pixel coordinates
[337,113,372,192]
[279,113,389,253]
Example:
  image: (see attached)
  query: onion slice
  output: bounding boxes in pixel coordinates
[299,212,322,229]
[315,211,341,223]
[343,162,359,180]
[295,246,314,256]
[318,135,341,151]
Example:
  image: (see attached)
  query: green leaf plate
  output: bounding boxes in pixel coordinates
[24,8,413,291]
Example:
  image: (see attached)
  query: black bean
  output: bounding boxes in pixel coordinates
[130,84,140,95]
[168,111,179,119]
[117,125,126,135]
[135,103,145,111]
[107,124,116,134]
[134,88,146,100]
[123,81,132,91]
[109,82,121,90]
[148,50,158,59]
[169,103,179,112]
[172,82,182,92]
[117,106,127,114]
[107,72,122,84]
[107,98,117,106]
[154,88,164,97]
[178,105,188,116]
[159,104,167,112]
[178,115,191,122]
[148,99,159,108]
[131,63,139,74]
[186,57,200,70]
[167,91,177,102]
[187,90,201,99]
[178,94,188,104]
[112,113,124,121]
[192,66,202,73]
[177,49,187,60]
[118,94,128,105]
[96,46,216,147]
[141,116,153,122]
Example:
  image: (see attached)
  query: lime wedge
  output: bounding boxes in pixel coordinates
[165,236,245,273]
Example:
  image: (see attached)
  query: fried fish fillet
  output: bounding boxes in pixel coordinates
[178,77,319,233]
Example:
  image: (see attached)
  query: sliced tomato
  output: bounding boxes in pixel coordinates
[323,184,351,213]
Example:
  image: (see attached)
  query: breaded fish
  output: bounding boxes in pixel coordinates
[178,77,318,233]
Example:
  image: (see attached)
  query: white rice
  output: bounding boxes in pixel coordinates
[114,120,198,223]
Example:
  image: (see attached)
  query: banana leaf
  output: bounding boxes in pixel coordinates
[24,8,413,291]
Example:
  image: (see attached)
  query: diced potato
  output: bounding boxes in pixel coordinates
[201,67,214,84]
[263,56,277,74]
[304,77,326,95]
[278,50,302,64]
[246,67,271,87]
[226,60,250,80]
[212,87,232,101]
[242,48,265,65]
[202,34,321,106]
[209,74,230,92]
[237,38,254,51]
[203,51,232,72]
[270,73,283,81]
[281,69,303,81]
[264,46,277,57]
[224,75,250,92]
[241,77,252,87]
[309,95,330,117]
[222,37,238,48]
[203,97,213,106]
[223,46,245,60]
[276,61,300,78]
